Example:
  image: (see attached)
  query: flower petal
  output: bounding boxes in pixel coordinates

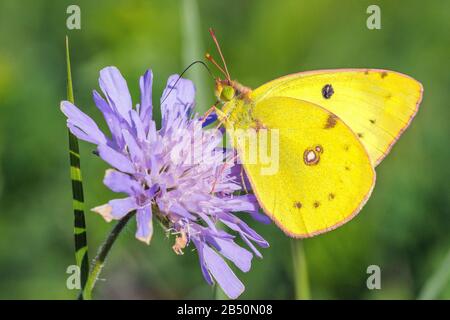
[192,238,214,285]
[97,144,135,173]
[221,218,269,248]
[99,66,132,124]
[91,197,136,221]
[139,69,153,131]
[201,111,218,127]
[249,210,272,224]
[135,206,153,244]
[223,195,259,212]
[146,120,157,143]
[241,234,263,258]
[91,203,114,222]
[160,75,195,130]
[122,129,144,164]
[130,109,146,142]
[168,203,196,220]
[103,169,141,195]
[67,123,98,144]
[108,197,137,219]
[207,237,253,272]
[92,90,124,148]
[203,244,245,299]
[61,101,108,145]
[228,194,271,224]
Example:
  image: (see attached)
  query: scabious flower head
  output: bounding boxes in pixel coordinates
[61,66,270,299]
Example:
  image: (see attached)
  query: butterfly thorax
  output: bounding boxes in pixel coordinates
[219,98,252,128]
[215,79,256,130]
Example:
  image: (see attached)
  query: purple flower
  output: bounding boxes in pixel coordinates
[60,66,270,299]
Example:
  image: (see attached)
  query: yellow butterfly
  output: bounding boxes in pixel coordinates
[206,29,423,238]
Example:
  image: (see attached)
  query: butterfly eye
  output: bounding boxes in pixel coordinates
[220,85,235,101]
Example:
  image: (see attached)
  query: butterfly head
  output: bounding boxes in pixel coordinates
[215,79,235,102]
[214,79,252,104]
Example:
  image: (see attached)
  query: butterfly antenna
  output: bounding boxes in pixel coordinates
[205,53,228,79]
[161,60,214,104]
[208,28,231,81]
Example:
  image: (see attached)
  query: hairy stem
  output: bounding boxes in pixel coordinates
[81,211,135,300]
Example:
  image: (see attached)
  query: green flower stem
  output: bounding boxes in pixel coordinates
[81,211,135,300]
[291,240,311,300]
[65,36,90,299]
[418,248,450,300]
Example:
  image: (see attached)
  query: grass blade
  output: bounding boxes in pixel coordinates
[418,248,450,300]
[65,36,90,299]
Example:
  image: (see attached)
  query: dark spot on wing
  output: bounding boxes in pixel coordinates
[294,201,302,209]
[322,84,334,99]
[357,132,364,138]
[324,114,338,129]
[313,201,320,208]
[381,71,388,78]
[315,145,323,153]
[328,193,335,200]
[303,146,322,166]
[364,70,370,75]
[344,145,350,151]
[370,119,376,124]
[345,166,350,171]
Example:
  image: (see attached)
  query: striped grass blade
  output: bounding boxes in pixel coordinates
[65,36,90,299]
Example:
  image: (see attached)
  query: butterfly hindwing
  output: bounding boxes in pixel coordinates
[227,96,375,237]
[251,69,423,166]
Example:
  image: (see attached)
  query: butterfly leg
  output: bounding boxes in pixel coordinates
[200,101,219,125]
[240,166,249,194]
[213,106,229,131]
[210,151,238,194]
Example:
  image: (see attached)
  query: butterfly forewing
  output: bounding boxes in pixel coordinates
[251,69,423,166]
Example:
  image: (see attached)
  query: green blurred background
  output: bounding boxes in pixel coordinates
[0,0,448,299]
